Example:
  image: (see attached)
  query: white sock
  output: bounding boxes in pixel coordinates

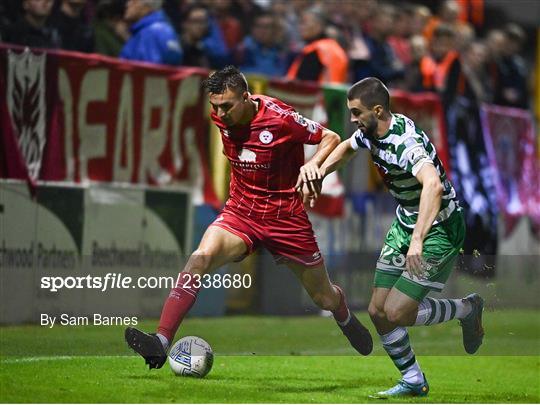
[156,333,169,351]
[402,361,424,385]
[380,327,424,385]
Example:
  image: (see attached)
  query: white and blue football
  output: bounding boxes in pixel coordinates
[168,336,213,378]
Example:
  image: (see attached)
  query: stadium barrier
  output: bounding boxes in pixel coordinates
[0,179,193,324]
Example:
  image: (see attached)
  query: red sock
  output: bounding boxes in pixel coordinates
[332,284,351,323]
[157,271,200,342]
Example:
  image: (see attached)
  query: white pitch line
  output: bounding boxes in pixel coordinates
[0,355,136,364]
[1,349,355,364]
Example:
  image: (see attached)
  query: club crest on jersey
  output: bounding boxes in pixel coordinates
[259,130,273,144]
[238,148,257,162]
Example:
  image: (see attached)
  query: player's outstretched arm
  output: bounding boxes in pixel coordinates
[297,138,356,207]
[320,138,357,179]
[298,128,340,184]
[296,129,340,207]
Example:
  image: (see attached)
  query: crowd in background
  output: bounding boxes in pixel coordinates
[0,0,533,109]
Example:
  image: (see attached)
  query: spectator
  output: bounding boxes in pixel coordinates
[286,9,348,84]
[444,40,492,104]
[493,24,529,109]
[180,5,211,68]
[485,29,506,61]
[320,2,350,50]
[3,0,61,49]
[120,0,182,66]
[162,0,183,35]
[424,0,458,41]
[180,4,230,69]
[484,29,505,97]
[206,0,243,51]
[93,0,129,57]
[455,22,475,51]
[388,3,414,66]
[338,0,375,86]
[354,4,405,86]
[427,1,476,54]
[418,23,459,93]
[228,0,263,36]
[49,0,94,52]
[235,12,288,77]
[403,34,429,92]
[456,0,484,32]
[270,0,308,54]
[410,5,431,37]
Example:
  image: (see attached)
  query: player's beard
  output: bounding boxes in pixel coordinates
[361,118,378,140]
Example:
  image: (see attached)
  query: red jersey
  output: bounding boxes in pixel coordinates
[211,95,323,219]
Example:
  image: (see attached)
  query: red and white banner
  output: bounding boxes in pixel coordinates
[391,90,450,174]
[0,46,219,207]
[480,104,540,237]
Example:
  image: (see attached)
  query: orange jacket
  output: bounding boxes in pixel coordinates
[420,50,459,91]
[457,0,484,27]
[286,38,349,84]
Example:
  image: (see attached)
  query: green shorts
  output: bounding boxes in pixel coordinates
[374,210,465,301]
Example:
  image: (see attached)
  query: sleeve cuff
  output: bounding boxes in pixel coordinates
[411,159,434,176]
[350,134,360,151]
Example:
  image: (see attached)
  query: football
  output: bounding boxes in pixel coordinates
[168,336,214,378]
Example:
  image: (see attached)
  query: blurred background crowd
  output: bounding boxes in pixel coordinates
[0,0,536,110]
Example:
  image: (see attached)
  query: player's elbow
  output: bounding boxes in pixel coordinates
[432,179,444,197]
[323,130,340,148]
[426,177,443,197]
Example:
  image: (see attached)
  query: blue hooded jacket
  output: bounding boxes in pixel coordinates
[120,10,182,66]
[237,36,288,77]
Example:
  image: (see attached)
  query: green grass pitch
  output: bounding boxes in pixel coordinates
[1,309,539,403]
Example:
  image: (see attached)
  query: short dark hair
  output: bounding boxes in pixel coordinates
[301,9,326,26]
[374,3,397,19]
[201,65,249,95]
[183,4,209,20]
[504,23,525,45]
[347,77,390,111]
[433,23,456,39]
[254,11,275,21]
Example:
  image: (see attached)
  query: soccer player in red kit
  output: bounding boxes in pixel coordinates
[125,66,373,369]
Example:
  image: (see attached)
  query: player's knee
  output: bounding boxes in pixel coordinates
[368,302,386,321]
[311,293,335,311]
[384,305,407,324]
[186,249,214,275]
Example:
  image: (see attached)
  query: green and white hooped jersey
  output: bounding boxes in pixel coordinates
[350,113,460,229]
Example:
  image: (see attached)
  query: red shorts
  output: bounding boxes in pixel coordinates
[209,207,323,267]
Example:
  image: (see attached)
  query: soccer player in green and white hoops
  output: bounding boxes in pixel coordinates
[303,77,485,398]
